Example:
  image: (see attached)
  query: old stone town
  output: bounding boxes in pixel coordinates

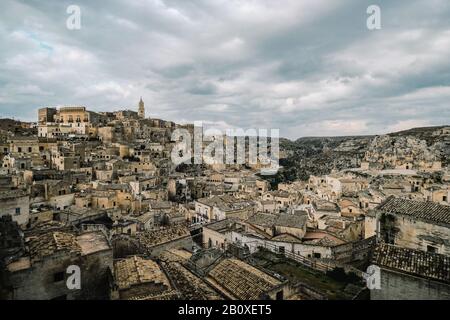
[0,99,449,300]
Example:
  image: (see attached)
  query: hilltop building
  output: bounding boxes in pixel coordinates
[138,97,145,119]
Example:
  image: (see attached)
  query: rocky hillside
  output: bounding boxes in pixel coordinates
[0,118,36,137]
[264,125,450,186]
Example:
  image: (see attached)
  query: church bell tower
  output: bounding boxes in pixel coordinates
[138,97,145,119]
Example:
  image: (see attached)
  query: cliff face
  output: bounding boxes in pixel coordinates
[364,135,440,168]
[384,126,450,167]
[268,126,450,185]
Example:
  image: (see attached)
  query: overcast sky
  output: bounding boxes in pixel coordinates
[0,0,449,139]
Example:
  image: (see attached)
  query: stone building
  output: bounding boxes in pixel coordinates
[202,219,243,250]
[37,106,107,137]
[0,190,30,228]
[55,106,105,126]
[138,97,145,119]
[366,196,450,255]
[0,215,24,261]
[194,195,256,223]
[136,225,193,257]
[158,249,223,300]
[371,243,450,300]
[3,231,113,300]
[9,137,39,155]
[245,212,308,239]
[38,107,58,125]
[205,258,288,300]
[1,154,32,173]
[51,150,81,171]
[112,255,175,300]
[203,216,343,260]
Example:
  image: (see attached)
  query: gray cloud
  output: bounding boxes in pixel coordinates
[0,0,449,139]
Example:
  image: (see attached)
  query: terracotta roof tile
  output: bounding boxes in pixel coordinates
[372,243,450,283]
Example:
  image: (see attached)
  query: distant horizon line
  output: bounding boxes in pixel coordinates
[1,103,449,142]
[1,113,449,143]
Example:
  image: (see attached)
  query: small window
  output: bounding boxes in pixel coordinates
[15,208,21,215]
[53,272,65,283]
[427,245,438,253]
[444,196,447,202]
[28,147,32,152]
[276,290,284,300]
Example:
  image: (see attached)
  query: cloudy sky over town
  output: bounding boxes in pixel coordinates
[0,0,449,139]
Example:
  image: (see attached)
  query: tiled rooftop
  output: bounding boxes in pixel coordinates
[313,200,340,212]
[160,260,223,300]
[377,196,450,225]
[197,195,255,211]
[204,218,241,233]
[0,189,28,200]
[114,256,171,290]
[208,258,282,300]
[159,249,192,263]
[246,212,307,229]
[246,213,277,228]
[372,243,450,283]
[275,213,307,229]
[28,231,81,262]
[77,232,111,256]
[137,225,190,248]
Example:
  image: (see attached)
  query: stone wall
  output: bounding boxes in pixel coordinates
[371,268,450,300]
[146,236,194,258]
[6,249,113,300]
[394,217,450,256]
[0,195,30,227]
[203,227,228,249]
